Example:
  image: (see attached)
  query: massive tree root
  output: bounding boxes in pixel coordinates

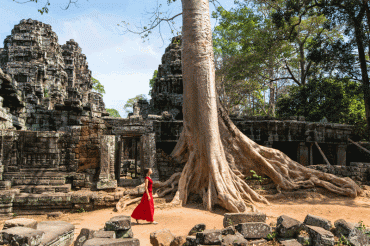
[116,101,362,213]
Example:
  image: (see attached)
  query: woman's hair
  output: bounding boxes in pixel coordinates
[144,168,151,176]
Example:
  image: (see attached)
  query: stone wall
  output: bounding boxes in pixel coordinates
[0,113,108,189]
[307,162,370,184]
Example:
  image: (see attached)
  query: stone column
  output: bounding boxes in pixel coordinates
[298,142,309,166]
[336,144,347,166]
[141,133,159,181]
[97,135,117,189]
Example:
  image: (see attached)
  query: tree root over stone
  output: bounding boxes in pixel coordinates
[115,101,363,213]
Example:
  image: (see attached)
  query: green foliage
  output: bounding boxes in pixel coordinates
[303,238,311,246]
[91,77,106,94]
[44,88,49,98]
[149,70,158,96]
[337,235,350,245]
[267,232,277,240]
[124,94,148,114]
[245,170,267,183]
[75,208,86,213]
[276,77,367,140]
[106,108,121,118]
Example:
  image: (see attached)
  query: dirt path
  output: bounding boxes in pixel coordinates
[3,195,370,245]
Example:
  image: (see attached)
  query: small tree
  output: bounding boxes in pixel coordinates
[123,94,148,115]
[91,77,106,94]
[149,70,158,96]
[106,108,121,117]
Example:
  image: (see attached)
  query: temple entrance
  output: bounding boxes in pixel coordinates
[115,136,142,186]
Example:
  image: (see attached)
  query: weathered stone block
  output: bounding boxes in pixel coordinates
[170,235,186,246]
[347,228,370,246]
[115,228,133,239]
[305,225,334,246]
[221,226,236,236]
[74,228,96,246]
[186,235,198,246]
[97,179,117,190]
[223,212,266,228]
[150,228,176,246]
[196,229,222,245]
[0,226,44,246]
[279,238,303,246]
[276,215,303,238]
[235,222,271,239]
[304,214,332,230]
[37,221,75,246]
[105,216,131,231]
[84,238,140,246]
[334,219,357,237]
[3,218,38,229]
[94,229,116,239]
[221,233,248,246]
[188,223,206,236]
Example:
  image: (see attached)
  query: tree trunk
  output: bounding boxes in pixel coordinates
[118,0,362,213]
[353,13,370,140]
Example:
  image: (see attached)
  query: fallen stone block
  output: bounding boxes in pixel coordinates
[3,218,38,229]
[105,216,131,231]
[196,229,222,245]
[223,212,266,227]
[297,235,311,245]
[185,235,198,246]
[304,214,332,230]
[116,228,133,239]
[221,226,236,235]
[235,222,271,239]
[305,225,334,246]
[74,228,96,246]
[37,221,75,246]
[276,215,303,238]
[94,229,116,239]
[347,227,370,246]
[84,238,140,246]
[279,238,303,246]
[150,228,175,246]
[334,219,357,237]
[0,226,44,246]
[188,223,206,236]
[221,233,248,246]
[170,235,186,246]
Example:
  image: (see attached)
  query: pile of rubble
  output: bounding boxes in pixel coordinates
[149,212,370,246]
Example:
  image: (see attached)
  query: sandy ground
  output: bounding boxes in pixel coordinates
[2,191,370,246]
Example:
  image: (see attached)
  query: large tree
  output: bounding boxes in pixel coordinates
[19,0,362,212]
[153,0,361,212]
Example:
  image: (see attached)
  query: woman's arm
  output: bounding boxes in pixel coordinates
[145,178,150,200]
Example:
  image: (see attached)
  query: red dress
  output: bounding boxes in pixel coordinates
[131,176,154,222]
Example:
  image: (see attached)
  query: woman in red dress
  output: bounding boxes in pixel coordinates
[131,168,158,224]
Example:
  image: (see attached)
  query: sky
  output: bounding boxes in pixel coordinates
[0,0,237,117]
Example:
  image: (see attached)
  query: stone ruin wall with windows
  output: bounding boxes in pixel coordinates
[0,19,115,212]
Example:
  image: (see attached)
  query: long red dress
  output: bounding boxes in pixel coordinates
[131,176,154,222]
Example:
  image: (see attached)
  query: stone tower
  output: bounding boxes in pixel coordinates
[149,35,183,119]
[0,19,107,131]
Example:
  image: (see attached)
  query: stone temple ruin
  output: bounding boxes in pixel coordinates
[0,19,368,217]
